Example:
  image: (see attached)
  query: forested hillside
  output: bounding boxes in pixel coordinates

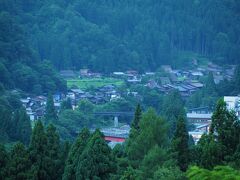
[1,0,240,72]
[0,2,66,93]
[1,1,240,179]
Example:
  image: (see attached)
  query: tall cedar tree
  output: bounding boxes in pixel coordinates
[171,116,189,171]
[45,93,58,124]
[204,73,217,96]
[8,143,31,179]
[131,104,142,130]
[210,99,240,157]
[196,134,223,169]
[63,128,90,180]
[46,124,62,180]
[60,141,71,168]
[15,108,32,145]
[162,91,185,137]
[127,108,168,167]
[29,120,49,179]
[0,144,8,180]
[0,102,12,142]
[76,129,116,180]
[126,104,142,156]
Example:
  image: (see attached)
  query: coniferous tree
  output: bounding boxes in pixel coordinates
[131,104,142,130]
[29,120,49,180]
[61,141,71,166]
[45,93,58,124]
[127,108,168,167]
[46,124,62,180]
[204,73,217,96]
[63,128,90,180]
[0,97,12,142]
[0,144,9,180]
[197,134,223,169]
[126,104,142,158]
[162,91,186,137]
[76,129,116,180]
[15,108,32,145]
[8,142,31,180]
[171,116,189,171]
[210,99,240,157]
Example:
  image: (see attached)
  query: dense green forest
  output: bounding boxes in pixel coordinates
[1,0,240,179]
[1,100,240,179]
[0,0,66,93]
[1,0,240,73]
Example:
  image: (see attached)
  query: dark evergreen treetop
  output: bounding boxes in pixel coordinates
[0,144,9,180]
[45,93,58,124]
[29,120,49,180]
[171,116,189,171]
[63,128,90,180]
[8,142,31,180]
[15,108,32,145]
[46,124,63,180]
[127,108,168,164]
[76,129,116,180]
[210,99,240,156]
[131,104,142,130]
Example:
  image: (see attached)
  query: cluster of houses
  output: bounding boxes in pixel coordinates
[21,96,47,121]
[60,62,235,98]
[144,63,235,97]
[67,85,121,106]
[20,84,122,121]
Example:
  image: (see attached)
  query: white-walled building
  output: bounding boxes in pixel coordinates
[224,96,240,119]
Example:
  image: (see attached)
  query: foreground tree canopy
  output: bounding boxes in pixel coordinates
[1,100,240,179]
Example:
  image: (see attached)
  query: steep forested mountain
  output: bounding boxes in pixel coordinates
[0,2,66,93]
[1,0,240,73]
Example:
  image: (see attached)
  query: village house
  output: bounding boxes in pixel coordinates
[159,77,171,85]
[113,72,125,78]
[213,74,224,84]
[127,76,141,83]
[145,72,155,76]
[60,70,76,78]
[188,106,212,114]
[79,69,89,77]
[169,73,179,83]
[145,80,159,89]
[190,71,204,80]
[161,65,172,73]
[125,70,138,77]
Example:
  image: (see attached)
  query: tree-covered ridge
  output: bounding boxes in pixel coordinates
[0,10,66,93]
[1,0,240,72]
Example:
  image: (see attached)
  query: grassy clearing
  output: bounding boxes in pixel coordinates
[67,77,124,90]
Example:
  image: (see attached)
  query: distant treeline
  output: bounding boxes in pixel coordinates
[1,0,240,73]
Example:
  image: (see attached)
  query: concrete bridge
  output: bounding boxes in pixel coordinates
[93,112,134,116]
